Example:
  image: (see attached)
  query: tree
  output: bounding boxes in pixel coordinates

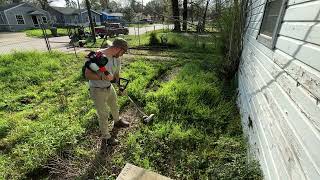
[108,1,121,12]
[171,0,180,31]
[38,0,53,10]
[122,6,135,22]
[81,0,100,10]
[65,0,77,8]
[182,0,187,31]
[200,0,210,32]
[100,0,109,9]
[144,0,165,21]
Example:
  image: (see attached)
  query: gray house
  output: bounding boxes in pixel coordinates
[239,0,320,179]
[0,3,50,31]
[48,6,101,27]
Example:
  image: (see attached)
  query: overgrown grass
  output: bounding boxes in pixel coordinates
[110,59,262,179]
[0,51,175,179]
[85,30,218,55]
[0,31,261,179]
[25,28,69,38]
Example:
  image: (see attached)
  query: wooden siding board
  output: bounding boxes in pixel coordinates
[275,36,320,72]
[240,55,307,179]
[240,55,289,179]
[248,40,320,131]
[284,1,320,21]
[240,56,315,179]
[240,0,320,178]
[273,49,320,100]
[279,22,320,46]
[238,73,272,180]
[245,39,320,179]
[288,0,318,6]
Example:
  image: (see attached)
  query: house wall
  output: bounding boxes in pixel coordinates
[80,11,101,26]
[47,8,65,26]
[4,3,50,31]
[238,0,320,179]
[0,11,9,31]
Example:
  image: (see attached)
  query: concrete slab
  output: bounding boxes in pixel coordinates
[117,163,171,180]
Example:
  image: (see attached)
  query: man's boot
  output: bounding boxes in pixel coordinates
[114,118,130,128]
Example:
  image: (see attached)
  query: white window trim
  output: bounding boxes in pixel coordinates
[256,0,288,49]
[0,14,6,25]
[15,14,25,25]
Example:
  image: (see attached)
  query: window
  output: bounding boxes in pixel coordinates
[15,14,25,24]
[257,0,287,48]
[42,16,47,24]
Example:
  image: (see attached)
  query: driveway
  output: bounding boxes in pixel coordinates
[0,32,74,54]
[0,24,173,54]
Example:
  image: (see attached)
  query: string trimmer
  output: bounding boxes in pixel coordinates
[118,78,155,123]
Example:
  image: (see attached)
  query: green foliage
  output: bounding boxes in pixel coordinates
[0,44,261,179]
[113,60,262,179]
[148,32,160,46]
[25,28,69,38]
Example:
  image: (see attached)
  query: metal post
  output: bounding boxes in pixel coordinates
[40,22,51,52]
[138,22,140,46]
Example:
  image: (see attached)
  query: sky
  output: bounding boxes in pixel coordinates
[50,0,151,8]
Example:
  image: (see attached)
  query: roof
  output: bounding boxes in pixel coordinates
[50,6,80,15]
[101,12,123,17]
[50,6,101,15]
[28,10,46,15]
[0,3,24,11]
[80,9,102,15]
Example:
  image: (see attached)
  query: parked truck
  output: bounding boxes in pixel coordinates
[95,23,129,38]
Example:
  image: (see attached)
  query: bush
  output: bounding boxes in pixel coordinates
[148,32,160,46]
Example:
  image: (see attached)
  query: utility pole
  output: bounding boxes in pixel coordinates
[85,0,96,43]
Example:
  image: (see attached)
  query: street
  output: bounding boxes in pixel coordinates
[0,24,173,54]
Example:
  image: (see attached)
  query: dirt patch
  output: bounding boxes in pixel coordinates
[44,104,143,179]
[148,66,181,91]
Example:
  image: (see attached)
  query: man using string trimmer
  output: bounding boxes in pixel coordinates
[84,38,130,151]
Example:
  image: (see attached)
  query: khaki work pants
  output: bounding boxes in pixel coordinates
[90,85,119,139]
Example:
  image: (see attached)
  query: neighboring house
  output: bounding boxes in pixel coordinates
[0,3,50,31]
[48,6,101,27]
[238,0,320,179]
[101,11,123,22]
[80,9,102,26]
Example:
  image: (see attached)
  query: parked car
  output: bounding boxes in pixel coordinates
[95,23,129,38]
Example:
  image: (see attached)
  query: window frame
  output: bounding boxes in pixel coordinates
[42,16,48,24]
[15,14,25,25]
[257,0,288,49]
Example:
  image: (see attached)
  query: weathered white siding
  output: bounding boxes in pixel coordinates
[238,0,320,179]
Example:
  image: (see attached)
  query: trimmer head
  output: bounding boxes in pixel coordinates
[143,114,155,123]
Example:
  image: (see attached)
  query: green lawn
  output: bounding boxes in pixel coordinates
[25,28,69,38]
[0,32,262,179]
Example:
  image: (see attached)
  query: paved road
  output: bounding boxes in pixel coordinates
[128,24,173,35]
[0,24,173,54]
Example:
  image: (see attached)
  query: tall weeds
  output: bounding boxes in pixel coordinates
[216,0,250,80]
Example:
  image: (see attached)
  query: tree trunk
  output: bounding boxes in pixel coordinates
[171,0,180,32]
[85,0,96,43]
[201,0,210,32]
[182,0,188,31]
